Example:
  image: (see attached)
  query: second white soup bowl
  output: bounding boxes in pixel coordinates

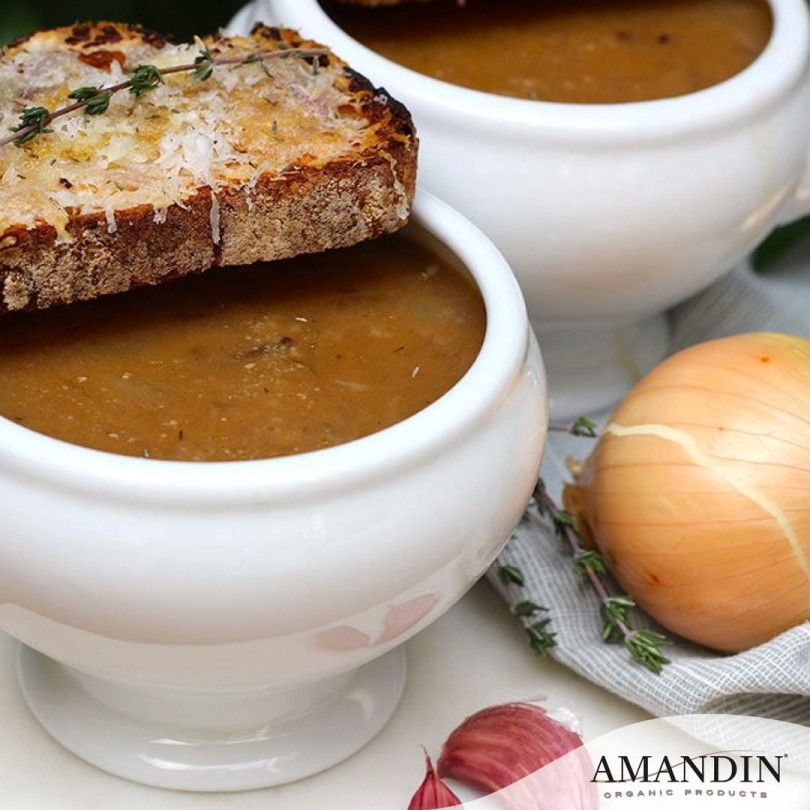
[231,0,810,416]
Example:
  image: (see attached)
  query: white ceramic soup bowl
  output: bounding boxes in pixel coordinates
[0,190,547,792]
[230,0,810,417]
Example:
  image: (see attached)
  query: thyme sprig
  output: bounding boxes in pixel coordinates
[1,42,330,149]
[498,564,557,657]
[533,480,671,674]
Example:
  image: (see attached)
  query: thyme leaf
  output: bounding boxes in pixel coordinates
[498,564,525,587]
[525,615,557,656]
[193,41,215,82]
[68,86,113,116]
[549,416,599,438]
[128,64,165,97]
[10,106,52,145]
[499,565,557,657]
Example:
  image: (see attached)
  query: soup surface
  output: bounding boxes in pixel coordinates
[0,232,486,462]
[323,0,772,103]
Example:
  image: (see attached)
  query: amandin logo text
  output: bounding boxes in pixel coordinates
[592,754,784,785]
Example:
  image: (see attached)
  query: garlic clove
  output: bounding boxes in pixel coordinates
[408,753,463,810]
[437,702,597,810]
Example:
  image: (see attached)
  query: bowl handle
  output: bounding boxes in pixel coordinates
[776,145,810,226]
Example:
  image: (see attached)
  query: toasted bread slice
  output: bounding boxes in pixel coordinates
[0,22,417,314]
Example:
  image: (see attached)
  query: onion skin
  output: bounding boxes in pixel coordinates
[437,703,596,810]
[577,333,810,653]
[408,755,462,809]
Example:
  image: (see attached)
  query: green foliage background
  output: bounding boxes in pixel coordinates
[0,0,247,44]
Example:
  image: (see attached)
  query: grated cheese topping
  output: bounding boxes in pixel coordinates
[0,26,376,241]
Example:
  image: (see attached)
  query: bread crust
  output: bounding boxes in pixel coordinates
[0,23,417,314]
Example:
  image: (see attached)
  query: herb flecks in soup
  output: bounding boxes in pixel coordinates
[322,0,772,104]
[0,233,485,461]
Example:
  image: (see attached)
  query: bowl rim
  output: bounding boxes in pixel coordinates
[0,189,535,502]
[261,0,810,139]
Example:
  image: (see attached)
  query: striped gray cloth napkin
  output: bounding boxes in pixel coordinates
[487,253,810,732]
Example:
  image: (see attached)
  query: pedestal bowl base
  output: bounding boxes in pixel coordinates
[17,644,407,792]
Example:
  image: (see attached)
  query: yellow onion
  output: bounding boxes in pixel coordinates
[575,332,810,653]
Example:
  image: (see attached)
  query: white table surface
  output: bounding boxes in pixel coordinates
[0,582,649,809]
